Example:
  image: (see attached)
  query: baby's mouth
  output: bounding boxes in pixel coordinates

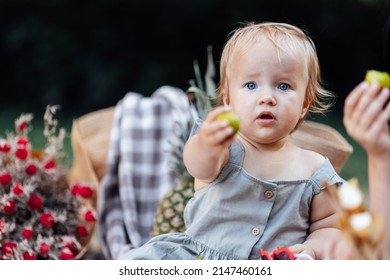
[257,112,275,120]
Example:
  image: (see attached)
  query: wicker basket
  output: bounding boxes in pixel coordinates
[68,107,115,189]
[68,107,115,258]
[288,120,353,172]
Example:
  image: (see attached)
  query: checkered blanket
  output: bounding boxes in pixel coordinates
[97,86,195,259]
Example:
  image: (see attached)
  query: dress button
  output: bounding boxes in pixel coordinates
[264,190,274,199]
[251,227,260,236]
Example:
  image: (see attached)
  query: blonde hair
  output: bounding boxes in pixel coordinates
[217,21,334,115]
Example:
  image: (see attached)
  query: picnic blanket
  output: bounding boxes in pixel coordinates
[97,86,195,259]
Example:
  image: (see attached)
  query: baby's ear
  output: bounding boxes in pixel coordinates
[300,93,312,118]
[222,91,230,106]
[300,105,309,119]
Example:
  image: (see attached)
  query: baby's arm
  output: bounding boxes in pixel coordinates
[183,106,236,187]
[343,81,390,259]
[289,189,342,259]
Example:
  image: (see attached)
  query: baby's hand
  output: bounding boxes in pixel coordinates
[198,106,237,151]
[288,243,315,260]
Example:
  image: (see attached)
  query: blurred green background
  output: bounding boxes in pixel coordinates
[1,0,390,195]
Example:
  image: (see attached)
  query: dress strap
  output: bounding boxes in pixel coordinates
[228,140,245,167]
[310,158,346,190]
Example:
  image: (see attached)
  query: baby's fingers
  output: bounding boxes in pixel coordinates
[288,244,306,255]
[205,106,230,122]
[203,107,236,142]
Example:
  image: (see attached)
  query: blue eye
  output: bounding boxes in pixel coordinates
[278,83,289,91]
[245,82,257,90]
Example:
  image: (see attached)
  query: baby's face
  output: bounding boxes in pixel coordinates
[226,36,309,144]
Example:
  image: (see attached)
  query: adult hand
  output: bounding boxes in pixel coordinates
[343,81,390,157]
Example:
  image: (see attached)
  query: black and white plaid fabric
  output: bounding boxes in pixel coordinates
[97,86,195,259]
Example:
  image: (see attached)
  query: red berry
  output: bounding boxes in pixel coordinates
[60,248,74,260]
[2,241,16,255]
[0,172,12,186]
[23,252,36,260]
[260,249,272,260]
[0,143,11,153]
[78,185,93,198]
[22,227,34,239]
[63,240,75,249]
[271,247,296,260]
[40,212,54,227]
[2,199,16,213]
[44,160,55,169]
[76,225,88,237]
[39,243,50,255]
[63,240,79,256]
[16,136,29,146]
[25,163,38,175]
[70,184,80,196]
[12,183,24,196]
[27,194,42,210]
[15,148,28,160]
[18,122,28,132]
[84,209,96,222]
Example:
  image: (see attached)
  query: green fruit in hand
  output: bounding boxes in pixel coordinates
[216,112,240,134]
[365,70,390,88]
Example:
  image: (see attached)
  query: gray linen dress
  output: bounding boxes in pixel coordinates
[120,135,344,260]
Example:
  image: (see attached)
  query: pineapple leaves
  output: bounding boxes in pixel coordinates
[187,45,217,119]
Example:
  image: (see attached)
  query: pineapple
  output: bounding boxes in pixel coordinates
[151,46,217,237]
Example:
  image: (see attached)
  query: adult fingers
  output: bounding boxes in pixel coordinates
[343,82,367,120]
[359,87,390,131]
